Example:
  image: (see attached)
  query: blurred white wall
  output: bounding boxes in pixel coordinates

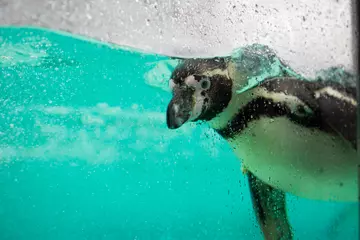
[0,0,357,77]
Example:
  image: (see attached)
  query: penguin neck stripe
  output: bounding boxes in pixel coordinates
[215,97,320,139]
[314,87,357,106]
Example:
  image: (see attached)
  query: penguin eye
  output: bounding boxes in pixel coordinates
[200,78,211,90]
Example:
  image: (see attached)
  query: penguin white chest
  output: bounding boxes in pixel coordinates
[227,117,358,202]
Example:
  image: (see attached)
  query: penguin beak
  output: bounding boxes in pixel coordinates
[166,88,194,129]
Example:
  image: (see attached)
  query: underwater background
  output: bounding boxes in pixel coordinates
[0,26,358,240]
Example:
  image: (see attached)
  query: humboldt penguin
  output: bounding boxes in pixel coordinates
[165,44,358,240]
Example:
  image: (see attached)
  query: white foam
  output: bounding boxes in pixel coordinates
[0,36,50,67]
[144,59,179,92]
[0,103,202,164]
[43,106,74,115]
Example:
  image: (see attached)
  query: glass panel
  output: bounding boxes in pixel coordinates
[1,1,358,239]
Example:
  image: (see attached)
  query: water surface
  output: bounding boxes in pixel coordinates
[0,26,358,240]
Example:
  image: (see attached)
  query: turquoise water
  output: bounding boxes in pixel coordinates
[0,26,358,240]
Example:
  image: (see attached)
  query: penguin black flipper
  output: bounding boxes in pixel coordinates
[248,172,293,240]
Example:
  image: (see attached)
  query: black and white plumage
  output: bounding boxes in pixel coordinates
[165,44,358,240]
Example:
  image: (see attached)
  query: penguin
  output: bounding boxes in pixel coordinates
[165,44,358,240]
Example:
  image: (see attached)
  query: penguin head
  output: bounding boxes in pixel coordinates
[166,57,233,129]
